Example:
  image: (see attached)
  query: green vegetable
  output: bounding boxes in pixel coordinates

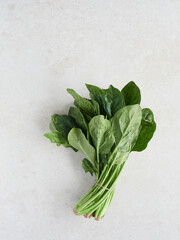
[89,115,115,178]
[82,158,96,176]
[44,82,156,220]
[111,105,142,152]
[86,84,125,118]
[68,128,96,165]
[121,81,141,105]
[132,108,156,151]
[44,132,70,147]
[67,89,95,117]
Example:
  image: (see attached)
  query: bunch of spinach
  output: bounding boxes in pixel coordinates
[44,81,156,220]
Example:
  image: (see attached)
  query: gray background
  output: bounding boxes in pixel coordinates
[0,1,180,239]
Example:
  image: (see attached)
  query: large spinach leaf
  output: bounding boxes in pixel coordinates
[111,105,142,153]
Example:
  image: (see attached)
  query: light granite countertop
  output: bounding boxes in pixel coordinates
[0,1,180,240]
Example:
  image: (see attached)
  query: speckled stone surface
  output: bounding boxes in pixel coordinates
[0,1,180,240]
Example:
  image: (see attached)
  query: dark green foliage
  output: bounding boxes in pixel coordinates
[82,158,96,176]
[86,84,125,118]
[132,108,156,151]
[50,114,77,139]
[121,81,141,105]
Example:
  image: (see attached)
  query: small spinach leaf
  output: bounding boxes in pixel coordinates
[85,84,104,110]
[82,158,96,176]
[132,108,156,151]
[67,88,95,117]
[91,99,100,115]
[50,114,77,139]
[89,115,114,155]
[68,107,87,130]
[101,85,125,118]
[44,132,70,147]
[68,128,96,165]
[121,81,141,105]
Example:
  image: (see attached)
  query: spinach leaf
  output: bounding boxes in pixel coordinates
[67,89,95,117]
[85,84,104,112]
[50,114,77,139]
[89,115,114,155]
[112,152,130,165]
[82,158,96,176]
[68,107,87,131]
[83,113,92,123]
[102,85,125,118]
[111,105,142,153]
[91,99,100,115]
[132,108,156,151]
[68,128,96,165]
[86,84,125,118]
[44,132,70,147]
[121,81,141,105]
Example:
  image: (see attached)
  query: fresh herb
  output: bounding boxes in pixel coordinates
[44,82,156,220]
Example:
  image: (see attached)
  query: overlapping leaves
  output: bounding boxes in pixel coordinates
[44,82,156,176]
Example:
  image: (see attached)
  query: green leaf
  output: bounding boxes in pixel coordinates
[111,105,142,153]
[44,132,70,147]
[102,85,125,118]
[67,88,95,117]
[68,128,96,165]
[50,114,77,139]
[121,81,141,105]
[85,84,103,108]
[113,152,130,165]
[132,108,156,151]
[86,84,125,118]
[82,158,96,176]
[68,107,87,130]
[83,113,92,123]
[91,99,100,115]
[89,115,114,154]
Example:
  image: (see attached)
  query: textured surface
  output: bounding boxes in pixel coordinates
[0,1,180,239]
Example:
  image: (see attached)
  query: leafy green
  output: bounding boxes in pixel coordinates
[132,108,156,151]
[89,115,114,155]
[50,114,77,139]
[85,84,104,113]
[121,81,141,105]
[68,128,96,165]
[86,84,125,118]
[112,152,130,165]
[68,107,87,131]
[91,99,100,115]
[82,158,96,176]
[111,105,142,153]
[44,132,70,147]
[102,85,125,118]
[67,89,95,117]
